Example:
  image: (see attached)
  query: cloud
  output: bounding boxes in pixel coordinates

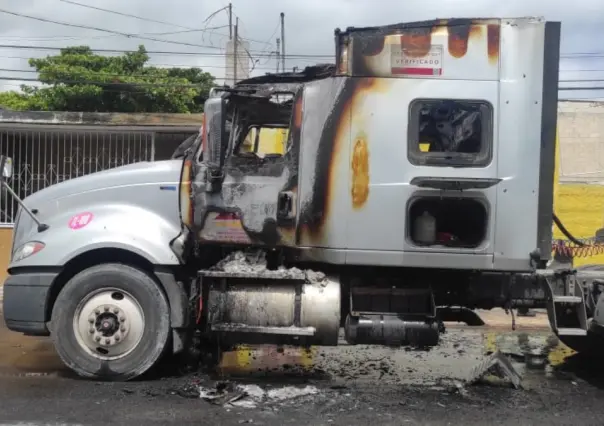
[0,0,602,99]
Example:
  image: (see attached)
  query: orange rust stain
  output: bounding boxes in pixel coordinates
[180,160,193,228]
[400,28,432,58]
[448,23,471,58]
[293,95,303,128]
[351,134,369,209]
[304,77,385,244]
[487,24,500,64]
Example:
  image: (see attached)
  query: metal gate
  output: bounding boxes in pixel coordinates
[0,128,155,225]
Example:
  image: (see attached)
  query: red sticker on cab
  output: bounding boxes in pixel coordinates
[68,212,94,230]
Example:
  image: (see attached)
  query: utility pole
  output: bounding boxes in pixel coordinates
[233,17,239,84]
[276,38,280,73]
[280,12,285,74]
[228,3,232,40]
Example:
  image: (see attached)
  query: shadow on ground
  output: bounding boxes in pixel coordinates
[553,352,604,389]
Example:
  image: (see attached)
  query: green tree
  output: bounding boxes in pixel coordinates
[0,45,215,113]
[0,91,31,111]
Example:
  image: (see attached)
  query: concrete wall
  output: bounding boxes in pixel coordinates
[554,102,604,267]
[558,101,604,183]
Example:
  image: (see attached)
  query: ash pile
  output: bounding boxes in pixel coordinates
[211,250,328,284]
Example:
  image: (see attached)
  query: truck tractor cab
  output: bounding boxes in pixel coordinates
[184,17,558,271]
[6,17,599,382]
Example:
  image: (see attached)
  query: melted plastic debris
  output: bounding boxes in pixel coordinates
[266,385,320,401]
[212,250,327,284]
[467,350,522,389]
[198,381,321,408]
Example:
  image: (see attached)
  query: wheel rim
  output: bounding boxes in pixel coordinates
[73,288,145,361]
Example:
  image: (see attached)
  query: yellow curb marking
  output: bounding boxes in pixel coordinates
[220,330,578,375]
[482,331,576,367]
[220,344,318,373]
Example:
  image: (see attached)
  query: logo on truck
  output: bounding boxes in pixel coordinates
[68,212,94,230]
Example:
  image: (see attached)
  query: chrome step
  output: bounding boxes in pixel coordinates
[557,327,588,336]
[211,323,316,336]
[553,295,583,304]
[543,271,589,336]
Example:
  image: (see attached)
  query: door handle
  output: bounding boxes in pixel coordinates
[277,191,295,220]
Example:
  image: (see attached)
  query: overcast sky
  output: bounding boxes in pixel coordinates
[0,0,602,100]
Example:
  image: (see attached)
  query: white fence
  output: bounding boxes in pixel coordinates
[0,128,155,225]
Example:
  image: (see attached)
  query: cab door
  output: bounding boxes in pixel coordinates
[198,124,296,246]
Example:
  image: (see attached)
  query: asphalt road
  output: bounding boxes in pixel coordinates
[1,312,604,426]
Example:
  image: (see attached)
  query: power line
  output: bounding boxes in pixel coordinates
[0,75,229,86]
[560,98,604,100]
[0,75,602,90]
[56,0,270,46]
[559,87,604,91]
[57,0,202,31]
[0,43,332,59]
[560,69,604,73]
[0,27,229,42]
[3,68,604,84]
[0,56,282,71]
[0,41,600,61]
[0,68,226,81]
[561,55,604,60]
[559,79,604,83]
[562,51,604,56]
[0,7,228,51]
[0,52,598,72]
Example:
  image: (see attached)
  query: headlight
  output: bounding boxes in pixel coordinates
[12,241,45,262]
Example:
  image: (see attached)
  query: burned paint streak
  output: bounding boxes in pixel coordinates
[191,80,312,248]
[179,159,194,228]
[360,35,386,57]
[399,27,432,58]
[351,133,369,209]
[299,77,386,242]
[338,19,503,76]
[281,89,304,194]
[447,19,471,58]
[293,93,304,129]
[298,78,355,239]
[446,19,485,59]
[487,24,500,64]
[337,34,351,75]
[198,208,281,246]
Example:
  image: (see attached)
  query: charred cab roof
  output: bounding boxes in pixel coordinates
[211,64,336,99]
[334,17,538,36]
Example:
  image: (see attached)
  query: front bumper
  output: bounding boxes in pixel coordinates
[2,272,58,336]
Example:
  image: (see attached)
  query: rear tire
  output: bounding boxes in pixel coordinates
[51,263,171,381]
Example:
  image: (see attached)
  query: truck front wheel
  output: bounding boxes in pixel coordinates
[50,263,171,381]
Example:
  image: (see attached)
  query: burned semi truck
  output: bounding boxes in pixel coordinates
[3,17,599,381]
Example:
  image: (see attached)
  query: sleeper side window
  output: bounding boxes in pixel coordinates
[408,99,493,167]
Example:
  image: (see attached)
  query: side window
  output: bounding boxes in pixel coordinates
[408,99,493,167]
[235,126,289,158]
